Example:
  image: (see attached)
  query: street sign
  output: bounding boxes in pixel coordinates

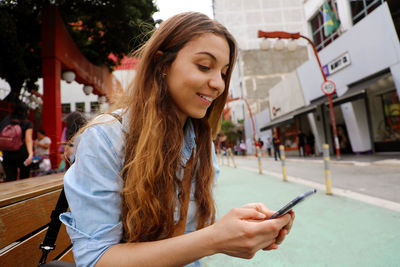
[321,80,336,95]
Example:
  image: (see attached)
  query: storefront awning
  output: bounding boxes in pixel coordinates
[260,114,294,131]
[330,71,390,106]
[260,104,318,131]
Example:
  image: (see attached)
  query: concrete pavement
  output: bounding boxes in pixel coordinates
[202,166,400,267]
[220,154,400,209]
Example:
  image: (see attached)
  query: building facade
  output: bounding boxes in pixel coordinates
[214,0,310,153]
[261,0,400,156]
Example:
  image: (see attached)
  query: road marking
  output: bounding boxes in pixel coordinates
[240,166,400,213]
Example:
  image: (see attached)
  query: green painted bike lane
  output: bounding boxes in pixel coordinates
[202,166,400,267]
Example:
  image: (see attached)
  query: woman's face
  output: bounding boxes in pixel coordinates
[165,33,230,126]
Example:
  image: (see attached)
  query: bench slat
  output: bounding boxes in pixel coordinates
[58,247,75,262]
[0,173,64,207]
[0,224,72,266]
[0,189,62,249]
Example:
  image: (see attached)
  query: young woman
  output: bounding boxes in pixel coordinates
[61,12,294,267]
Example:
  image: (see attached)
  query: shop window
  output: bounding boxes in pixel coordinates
[75,102,85,113]
[280,121,298,151]
[310,0,341,52]
[61,103,71,114]
[370,90,400,145]
[350,0,384,25]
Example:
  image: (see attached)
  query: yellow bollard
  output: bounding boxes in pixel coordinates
[257,148,262,174]
[323,144,333,195]
[228,148,237,168]
[279,145,287,181]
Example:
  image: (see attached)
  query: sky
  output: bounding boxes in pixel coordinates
[153,0,214,21]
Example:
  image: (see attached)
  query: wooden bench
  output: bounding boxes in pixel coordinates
[0,173,74,266]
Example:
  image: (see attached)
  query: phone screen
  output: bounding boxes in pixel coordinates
[267,189,317,220]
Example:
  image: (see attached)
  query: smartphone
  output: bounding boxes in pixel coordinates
[267,189,317,220]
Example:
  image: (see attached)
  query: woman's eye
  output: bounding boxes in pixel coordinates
[198,64,210,71]
[221,73,227,80]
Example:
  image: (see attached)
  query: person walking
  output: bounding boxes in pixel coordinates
[266,137,272,156]
[272,133,281,161]
[60,12,294,267]
[297,130,306,157]
[0,102,33,181]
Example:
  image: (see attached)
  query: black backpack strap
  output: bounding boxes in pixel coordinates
[39,188,69,265]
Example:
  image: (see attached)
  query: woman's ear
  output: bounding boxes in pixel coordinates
[154,50,164,60]
[155,50,167,75]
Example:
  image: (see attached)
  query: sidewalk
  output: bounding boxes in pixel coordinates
[202,166,400,267]
[249,152,400,168]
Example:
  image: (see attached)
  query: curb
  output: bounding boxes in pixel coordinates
[237,165,400,213]
[239,155,400,168]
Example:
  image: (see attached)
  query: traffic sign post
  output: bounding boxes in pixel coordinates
[258,31,342,160]
[321,80,341,159]
[321,80,336,95]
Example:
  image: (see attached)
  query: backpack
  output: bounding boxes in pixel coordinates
[0,120,23,151]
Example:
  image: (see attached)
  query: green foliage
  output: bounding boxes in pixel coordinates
[220,120,239,144]
[0,0,157,102]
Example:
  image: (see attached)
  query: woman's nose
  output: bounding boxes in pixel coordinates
[208,71,225,95]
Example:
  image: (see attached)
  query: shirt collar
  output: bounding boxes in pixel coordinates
[181,118,196,165]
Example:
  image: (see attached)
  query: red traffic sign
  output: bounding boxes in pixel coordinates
[321,80,336,95]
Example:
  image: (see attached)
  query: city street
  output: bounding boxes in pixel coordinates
[202,164,400,267]
[221,154,400,205]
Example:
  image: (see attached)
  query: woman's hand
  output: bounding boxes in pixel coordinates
[241,203,295,250]
[209,203,293,259]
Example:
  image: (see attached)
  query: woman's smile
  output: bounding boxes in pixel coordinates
[197,93,214,106]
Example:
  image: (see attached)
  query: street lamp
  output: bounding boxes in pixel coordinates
[258,30,341,159]
[62,70,76,83]
[83,85,93,96]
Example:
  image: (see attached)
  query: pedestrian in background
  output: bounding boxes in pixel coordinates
[297,130,306,157]
[34,129,51,156]
[272,132,281,161]
[33,129,52,173]
[307,132,315,156]
[62,111,87,167]
[266,137,272,156]
[0,102,33,181]
[239,140,247,155]
[256,137,264,150]
[60,12,294,267]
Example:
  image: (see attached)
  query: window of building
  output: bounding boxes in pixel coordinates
[75,102,85,113]
[350,0,385,25]
[368,73,400,151]
[370,90,400,142]
[62,103,71,114]
[90,101,100,114]
[310,0,341,52]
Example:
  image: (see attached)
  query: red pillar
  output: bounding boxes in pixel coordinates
[42,58,62,169]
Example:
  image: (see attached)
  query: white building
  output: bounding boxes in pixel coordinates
[264,0,400,155]
[214,0,310,154]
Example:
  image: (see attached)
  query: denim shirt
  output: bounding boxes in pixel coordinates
[60,112,220,267]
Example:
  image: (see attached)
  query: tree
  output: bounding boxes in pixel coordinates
[0,0,157,103]
[220,120,239,145]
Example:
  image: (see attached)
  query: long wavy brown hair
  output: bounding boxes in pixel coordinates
[113,12,237,242]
